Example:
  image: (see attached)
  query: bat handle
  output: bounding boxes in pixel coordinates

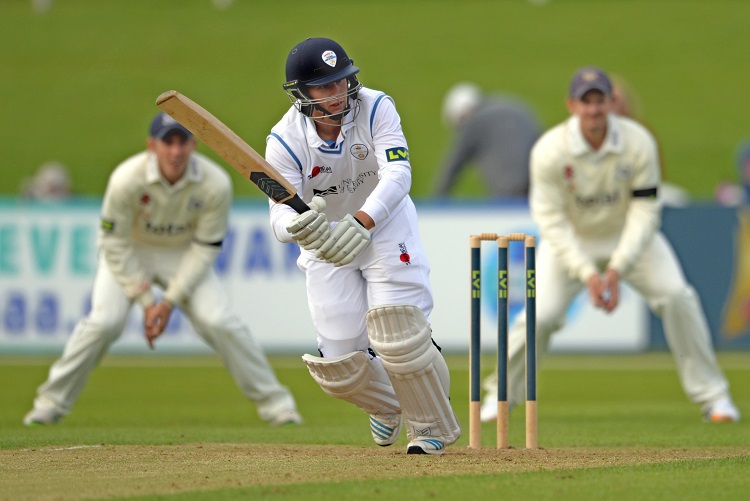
[284,194,312,215]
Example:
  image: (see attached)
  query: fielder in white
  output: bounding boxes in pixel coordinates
[481,67,740,424]
[23,113,302,427]
[265,37,461,455]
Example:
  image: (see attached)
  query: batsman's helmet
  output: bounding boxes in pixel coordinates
[283,37,362,120]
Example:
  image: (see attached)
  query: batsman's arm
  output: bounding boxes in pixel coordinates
[156,90,309,214]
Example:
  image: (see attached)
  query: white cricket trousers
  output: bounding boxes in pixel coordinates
[32,248,296,422]
[486,232,730,409]
[296,200,435,357]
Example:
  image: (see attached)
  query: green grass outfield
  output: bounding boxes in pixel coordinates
[2,353,749,499]
[2,1,749,200]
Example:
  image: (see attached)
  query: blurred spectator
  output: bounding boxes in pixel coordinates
[715,140,750,206]
[610,75,690,207]
[21,162,72,201]
[31,0,54,13]
[435,82,542,198]
[211,0,234,9]
[610,75,644,119]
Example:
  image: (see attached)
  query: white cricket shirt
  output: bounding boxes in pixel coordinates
[98,151,231,304]
[530,114,661,281]
[265,87,413,241]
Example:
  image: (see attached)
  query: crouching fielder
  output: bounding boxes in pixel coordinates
[267,37,461,454]
[480,67,739,424]
[23,113,302,428]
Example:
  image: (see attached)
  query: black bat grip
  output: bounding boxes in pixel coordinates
[284,194,312,214]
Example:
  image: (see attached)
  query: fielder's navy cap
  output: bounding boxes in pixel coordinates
[149,112,192,140]
[569,67,612,100]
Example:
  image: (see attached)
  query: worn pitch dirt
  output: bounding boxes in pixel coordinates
[2,444,747,500]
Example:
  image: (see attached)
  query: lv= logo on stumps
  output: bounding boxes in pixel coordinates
[469,233,537,449]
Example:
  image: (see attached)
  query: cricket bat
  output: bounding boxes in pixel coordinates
[155,90,310,214]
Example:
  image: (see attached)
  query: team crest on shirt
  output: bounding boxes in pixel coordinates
[350,144,368,160]
[616,163,633,179]
[188,197,204,211]
[322,50,337,67]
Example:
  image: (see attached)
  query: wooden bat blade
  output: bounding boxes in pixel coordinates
[155,90,309,214]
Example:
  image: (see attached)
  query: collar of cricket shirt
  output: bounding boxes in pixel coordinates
[303,111,356,150]
[146,152,202,190]
[566,114,625,157]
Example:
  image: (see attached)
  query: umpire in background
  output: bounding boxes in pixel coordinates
[435,82,542,199]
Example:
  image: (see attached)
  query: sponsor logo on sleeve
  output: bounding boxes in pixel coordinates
[398,242,411,265]
[385,147,409,162]
[101,219,115,233]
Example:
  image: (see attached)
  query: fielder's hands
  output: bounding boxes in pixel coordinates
[286,196,329,250]
[144,300,173,349]
[587,268,620,313]
[316,214,371,267]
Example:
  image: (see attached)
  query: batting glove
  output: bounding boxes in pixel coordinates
[316,214,371,267]
[286,196,329,250]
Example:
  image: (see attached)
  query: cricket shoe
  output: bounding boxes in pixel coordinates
[704,398,740,423]
[23,407,64,426]
[406,437,446,455]
[370,414,401,446]
[269,409,303,427]
[480,396,498,422]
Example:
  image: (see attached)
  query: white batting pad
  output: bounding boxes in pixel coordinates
[302,351,400,416]
[366,305,461,444]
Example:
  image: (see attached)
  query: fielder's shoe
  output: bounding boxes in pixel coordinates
[370,414,401,446]
[704,398,740,423]
[269,409,303,427]
[23,407,63,426]
[407,437,446,456]
[480,396,498,422]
